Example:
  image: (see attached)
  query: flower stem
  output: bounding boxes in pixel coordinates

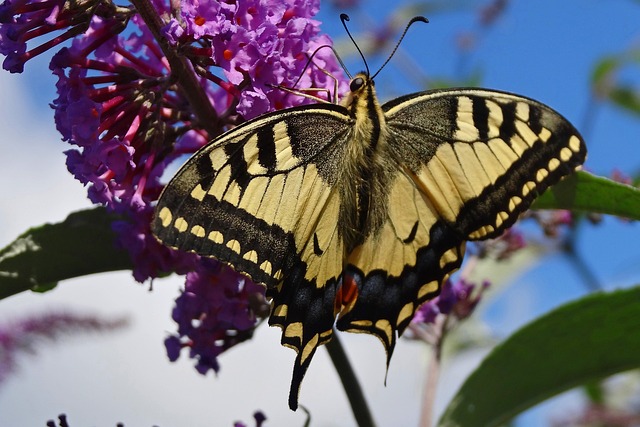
[419,344,441,427]
[325,332,377,427]
[418,315,449,427]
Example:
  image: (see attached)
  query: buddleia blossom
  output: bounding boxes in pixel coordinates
[164,261,269,375]
[0,0,132,73]
[49,13,206,281]
[411,278,490,327]
[162,0,347,119]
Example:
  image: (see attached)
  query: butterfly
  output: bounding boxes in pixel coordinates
[151,15,587,410]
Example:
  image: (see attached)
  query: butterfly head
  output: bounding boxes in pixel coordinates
[349,73,373,92]
[341,72,376,111]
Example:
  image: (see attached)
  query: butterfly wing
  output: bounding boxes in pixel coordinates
[384,88,586,239]
[152,103,354,409]
[336,88,586,359]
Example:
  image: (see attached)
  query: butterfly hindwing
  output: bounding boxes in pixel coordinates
[337,168,466,356]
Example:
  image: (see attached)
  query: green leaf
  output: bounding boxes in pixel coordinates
[438,286,640,427]
[590,49,640,115]
[533,170,640,220]
[591,56,619,89]
[608,85,640,114]
[0,207,133,300]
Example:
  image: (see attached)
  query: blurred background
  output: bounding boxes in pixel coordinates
[0,1,639,426]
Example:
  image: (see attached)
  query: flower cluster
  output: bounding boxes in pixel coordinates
[412,278,490,326]
[164,261,269,375]
[0,0,132,73]
[49,12,207,280]
[163,0,347,119]
[0,0,347,373]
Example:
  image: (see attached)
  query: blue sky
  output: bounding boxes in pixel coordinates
[1,1,639,426]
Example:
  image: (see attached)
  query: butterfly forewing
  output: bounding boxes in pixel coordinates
[383,88,587,240]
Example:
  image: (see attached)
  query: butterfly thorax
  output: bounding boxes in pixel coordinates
[338,74,395,252]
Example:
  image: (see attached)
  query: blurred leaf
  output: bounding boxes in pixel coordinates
[0,207,132,300]
[608,86,640,114]
[438,286,640,427]
[533,170,640,220]
[591,49,640,115]
[591,56,619,88]
[583,381,605,405]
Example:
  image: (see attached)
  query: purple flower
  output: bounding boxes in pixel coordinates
[234,411,267,427]
[164,262,268,375]
[412,278,490,326]
[165,0,348,118]
[0,0,131,73]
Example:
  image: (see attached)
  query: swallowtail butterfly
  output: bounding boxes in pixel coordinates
[152,15,586,410]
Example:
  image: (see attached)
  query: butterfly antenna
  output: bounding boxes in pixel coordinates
[290,44,339,88]
[371,16,429,80]
[340,13,366,77]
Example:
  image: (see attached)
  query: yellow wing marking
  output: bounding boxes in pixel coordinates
[548,157,561,172]
[396,302,415,326]
[515,101,530,122]
[486,99,503,138]
[560,147,573,162]
[569,135,582,153]
[257,174,286,226]
[418,280,439,299]
[259,259,272,275]
[243,250,258,263]
[208,164,231,200]
[273,304,288,317]
[454,143,491,195]
[190,184,207,201]
[515,120,538,146]
[454,96,479,142]
[237,175,270,212]
[273,167,305,232]
[158,207,172,227]
[190,225,206,238]
[226,239,241,254]
[207,230,224,244]
[208,148,228,171]
[538,127,552,142]
[300,334,319,365]
[174,217,188,233]
[473,143,507,184]
[375,320,393,346]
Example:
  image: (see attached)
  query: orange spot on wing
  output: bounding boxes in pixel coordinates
[335,274,359,316]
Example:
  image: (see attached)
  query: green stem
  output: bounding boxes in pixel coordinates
[325,332,377,427]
